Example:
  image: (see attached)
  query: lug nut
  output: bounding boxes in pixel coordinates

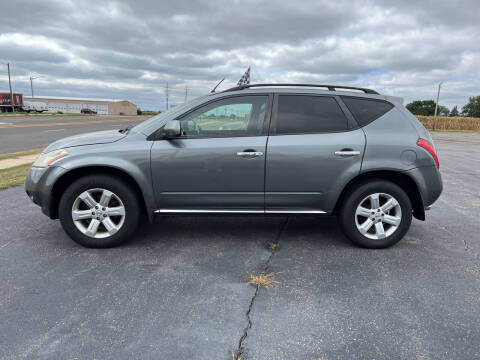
[96,217,100,220]
[95,206,98,209]
[103,214,107,217]
[92,212,95,215]
[102,207,106,211]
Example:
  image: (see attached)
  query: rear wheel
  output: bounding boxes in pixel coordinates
[339,180,412,248]
[59,175,140,248]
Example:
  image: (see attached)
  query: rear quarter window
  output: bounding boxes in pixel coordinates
[342,97,393,127]
[276,95,348,134]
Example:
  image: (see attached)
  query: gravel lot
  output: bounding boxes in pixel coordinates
[0,132,479,359]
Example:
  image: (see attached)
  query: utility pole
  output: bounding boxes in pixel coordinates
[184,86,188,103]
[7,63,14,112]
[433,82,443,130]
[165,82,169,110]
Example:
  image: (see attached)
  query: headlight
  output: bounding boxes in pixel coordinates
[33,149,69,167]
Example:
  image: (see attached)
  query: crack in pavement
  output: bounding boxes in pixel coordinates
[232,217,289,360]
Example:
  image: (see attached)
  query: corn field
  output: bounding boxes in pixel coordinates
[416,116,480,131]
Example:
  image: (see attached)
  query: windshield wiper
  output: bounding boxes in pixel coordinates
[118,125,133,134]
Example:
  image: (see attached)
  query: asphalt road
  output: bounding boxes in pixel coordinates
[0,132,479,359]
[0,115,149,154]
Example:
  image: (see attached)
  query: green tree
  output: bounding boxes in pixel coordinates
[449,106,459,117]
[462,96,480,117]
[406,100,437,115]
[438,105,450,116]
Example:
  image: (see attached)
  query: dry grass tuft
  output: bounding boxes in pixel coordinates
[232,351,242,360]
[248,272,278,288]
[267,241,279,252]
[416,115,480,131]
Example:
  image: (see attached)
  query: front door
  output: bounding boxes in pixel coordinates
[265,94,365,213]
[151,94,271,212]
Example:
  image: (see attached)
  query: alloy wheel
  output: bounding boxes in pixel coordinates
[354,192,402,240]
[71,188,126,238]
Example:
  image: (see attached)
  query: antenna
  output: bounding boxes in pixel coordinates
[210,78,225,93]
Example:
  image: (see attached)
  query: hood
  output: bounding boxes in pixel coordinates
[42,130,126,153]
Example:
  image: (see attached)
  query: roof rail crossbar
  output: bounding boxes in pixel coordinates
[224,83,379,94]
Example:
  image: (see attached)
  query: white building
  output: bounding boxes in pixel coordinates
[23,96,138,115]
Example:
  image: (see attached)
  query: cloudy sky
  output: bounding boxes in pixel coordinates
[1,0,479,110]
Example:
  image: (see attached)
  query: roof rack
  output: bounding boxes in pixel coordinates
[224,83,379,94]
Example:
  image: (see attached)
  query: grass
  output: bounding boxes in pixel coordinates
[248,272,278,288]
[416,115,480,131]
[267,241,280,252]
[0,148,42,161]
[0,163,32,190]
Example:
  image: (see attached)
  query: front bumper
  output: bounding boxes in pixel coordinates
[25,165,67,218]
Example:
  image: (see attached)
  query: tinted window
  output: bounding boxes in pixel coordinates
[276,95,348,134]
[179,95,268,138]
[342,97,393,127]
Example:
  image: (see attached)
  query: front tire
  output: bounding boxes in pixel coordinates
[59,175,140,248]
[339,180,412,249]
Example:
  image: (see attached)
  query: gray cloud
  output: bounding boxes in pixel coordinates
[0,0,479,110]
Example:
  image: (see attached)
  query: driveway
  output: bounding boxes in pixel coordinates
[0,132,479,359]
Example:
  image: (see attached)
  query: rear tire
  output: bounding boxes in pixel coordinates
[59,175,140,248]
[339,180,412,248]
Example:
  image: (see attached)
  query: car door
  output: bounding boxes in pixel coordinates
[265,94,365,213]
[151,94,272,212]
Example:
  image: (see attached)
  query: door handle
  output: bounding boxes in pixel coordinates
[334,150,360,157]
[236,151,264,158]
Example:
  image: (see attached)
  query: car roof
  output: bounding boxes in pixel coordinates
[211,85,403,105]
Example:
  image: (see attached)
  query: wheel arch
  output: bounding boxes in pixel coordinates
[334,170,425,220]
[49,165,152,221]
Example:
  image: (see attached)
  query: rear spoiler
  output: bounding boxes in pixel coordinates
[383,95,404,106]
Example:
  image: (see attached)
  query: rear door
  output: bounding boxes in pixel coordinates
[150,94,272,212]
[265,94,365,213]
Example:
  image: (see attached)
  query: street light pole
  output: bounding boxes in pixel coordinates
[7,63,14,112]
[30,76,35,98]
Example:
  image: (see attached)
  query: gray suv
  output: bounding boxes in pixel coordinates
[25,84,442,249]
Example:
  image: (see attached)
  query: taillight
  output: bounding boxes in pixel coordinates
[417,138,439,168]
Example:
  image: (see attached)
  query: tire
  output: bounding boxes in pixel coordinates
[339,180,412,249]
[59,175,141,248]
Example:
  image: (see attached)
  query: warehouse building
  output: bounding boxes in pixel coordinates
[23,96,137,115]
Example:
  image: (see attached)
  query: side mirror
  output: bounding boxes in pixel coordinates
[161,120,181,139]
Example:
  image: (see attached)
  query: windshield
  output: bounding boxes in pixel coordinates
[131,95,208,134]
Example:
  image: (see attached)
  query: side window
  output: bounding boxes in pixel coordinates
[342,97,393,127]
[179,95,268,138]
[276,95,348,134]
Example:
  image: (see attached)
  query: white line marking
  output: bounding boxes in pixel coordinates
[44,129,66,132]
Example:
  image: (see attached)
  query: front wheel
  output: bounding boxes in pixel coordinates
[339,180,412,248]
[59,175,140,248]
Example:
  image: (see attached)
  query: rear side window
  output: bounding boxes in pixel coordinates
[276,95,348,134]
[342,97,393,127]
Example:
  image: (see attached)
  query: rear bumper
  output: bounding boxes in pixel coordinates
[25,165,67,218]
[404,165,443,208]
